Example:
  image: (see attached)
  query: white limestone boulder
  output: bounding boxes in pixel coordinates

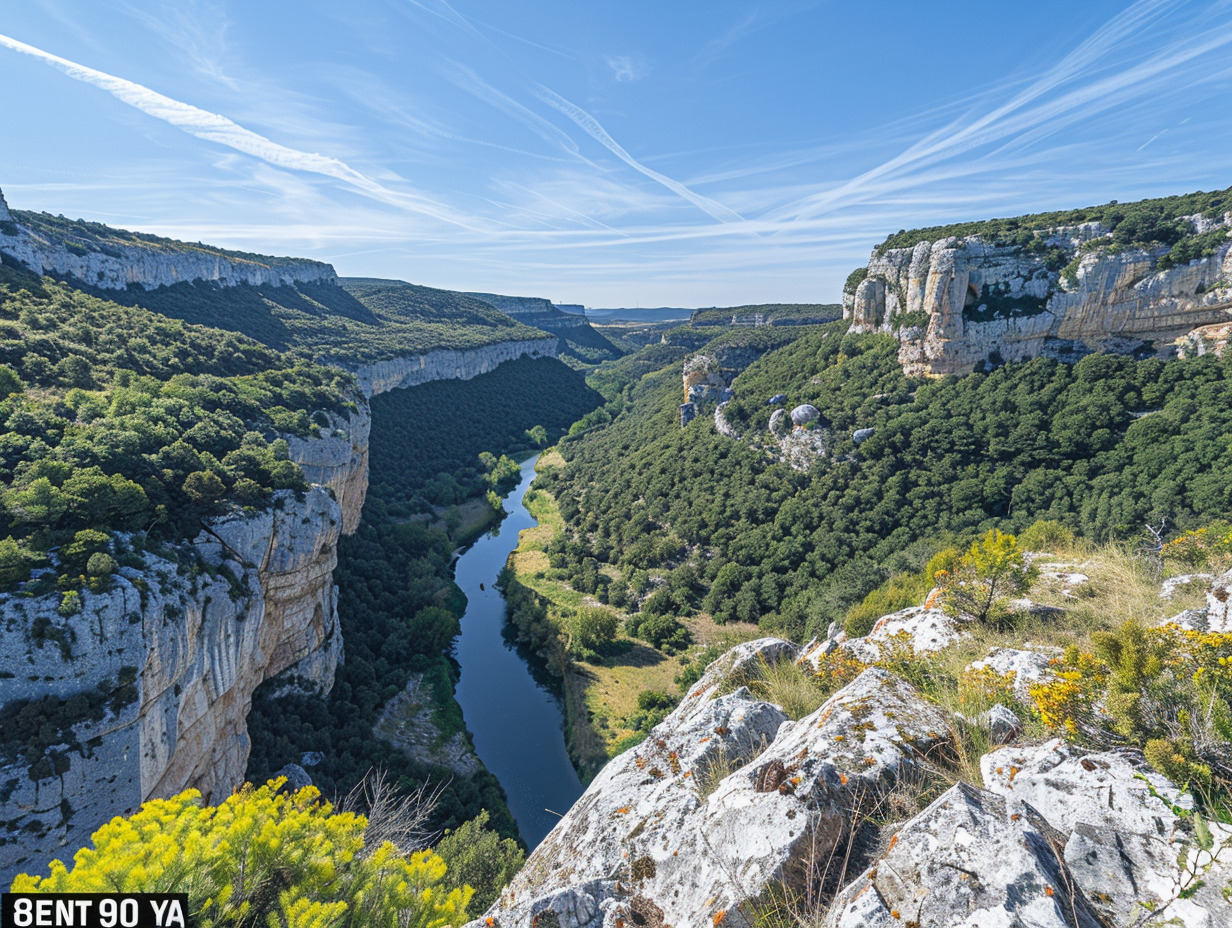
[840,606,966,662]
[981,739,1215,924]
[966,645,1059,702]
[827,782,1106,928]
[471,661,955,928]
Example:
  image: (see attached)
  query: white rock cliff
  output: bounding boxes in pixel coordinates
[845,218,1232,376]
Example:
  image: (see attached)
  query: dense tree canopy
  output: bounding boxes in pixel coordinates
[549,322,1232,640]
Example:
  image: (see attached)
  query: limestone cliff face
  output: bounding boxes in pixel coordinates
[845,217,1232,376]
[285,404,372,534]
[0,487,342,879]
[347,337,558,397]
[0,191,335,291]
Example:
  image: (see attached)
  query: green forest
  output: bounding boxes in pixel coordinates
[0,258,353,591]
[873,182,1231,256]
[547,320,1232,641]
[99,275,546,363]
[245,356,602,841]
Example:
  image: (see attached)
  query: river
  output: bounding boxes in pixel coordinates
[453,454,585,848]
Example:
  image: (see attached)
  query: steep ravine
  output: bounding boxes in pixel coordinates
[0,337,559,881]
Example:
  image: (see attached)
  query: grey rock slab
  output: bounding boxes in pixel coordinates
[827,782,1106,928]
[982,739,1197,922]
[477,662,955,928]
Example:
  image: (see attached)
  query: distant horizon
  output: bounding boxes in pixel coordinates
[3,0,1232,305]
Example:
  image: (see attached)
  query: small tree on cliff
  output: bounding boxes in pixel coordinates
[939,529,1037,626]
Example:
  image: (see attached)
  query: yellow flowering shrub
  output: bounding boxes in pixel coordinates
[809,650,868,694]
[957,666,1021,715]
[1029,647,1107,734]
[11,779,471,928]
[1030,627,1232,802]
[1162,520,1232,569]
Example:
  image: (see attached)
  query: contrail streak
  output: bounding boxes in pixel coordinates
[536,86,744,224]
[0,31,481,229]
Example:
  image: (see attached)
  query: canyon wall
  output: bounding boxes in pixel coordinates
[0,191,335,291]
[0,337,560,880]
[845,217,1232,376]
[0,486,343,878]
[347,337,558,396]
[464,292,590,333]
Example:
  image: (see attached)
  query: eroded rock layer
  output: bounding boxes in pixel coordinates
[845,217,1232,376]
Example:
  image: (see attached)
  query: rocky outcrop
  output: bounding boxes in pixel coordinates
[981,740,1232,926]
[839,606,967,662]
[285,404,371,534]
[347,338,558,397]
[0,198,336,292]
[469,641,956,928]
[828,782,1106,928]
[0,487,343,880]
[845,217,1232,376]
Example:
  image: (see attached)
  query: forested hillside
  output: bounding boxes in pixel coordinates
[0,257,351,589]
[545,321,1232,641]
[245,356,603,839]
[872,182,1231,257]
[95,275,545,362]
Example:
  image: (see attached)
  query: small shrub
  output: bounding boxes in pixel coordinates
[1019,519,1076,552]
[938,529,1037,626]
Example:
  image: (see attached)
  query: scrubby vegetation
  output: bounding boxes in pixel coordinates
[101,276,546,363]
[10,210,326,271]
[11,779,472,927]
[688,304,842,326]
[546,321,1232,642]
[874,183,1231,254]
[0,259,352,592]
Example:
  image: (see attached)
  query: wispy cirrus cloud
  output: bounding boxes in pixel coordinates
[0,31,482,229]
[605,55,649,83]
[768,0,1232,224]
[535,85,744,224]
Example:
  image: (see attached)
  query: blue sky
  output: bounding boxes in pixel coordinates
[2,0,1232,306]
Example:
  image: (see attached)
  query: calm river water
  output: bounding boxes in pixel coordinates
[453,454,584,848]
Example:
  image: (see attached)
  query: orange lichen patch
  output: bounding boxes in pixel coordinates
[1010,813,1021,822]
[1045,886,1055,897]
[485,919,495,927]
[888,834,899,850]
[713,910,726,925]
[833,735,846,742]
[891,911,901,920]
[864,757,877,766]
[789,776,801,786]
[1008,765,1021,784]
[635,757,646,768]
[699,737,711,744]
[683,771,693,778]
[840,774,848,785]
[614,806,631,815]
[713,726,729,736]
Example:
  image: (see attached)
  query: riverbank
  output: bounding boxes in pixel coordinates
[503,451,761,782]
[453,455,584,847]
